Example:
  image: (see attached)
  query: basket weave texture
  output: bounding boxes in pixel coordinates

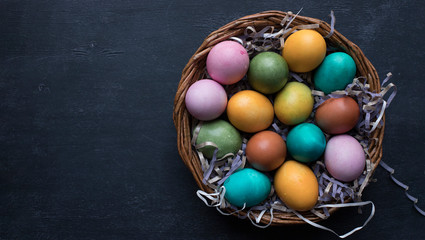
[173,10,384,225]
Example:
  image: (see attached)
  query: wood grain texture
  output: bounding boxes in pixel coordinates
[0,0,424,239]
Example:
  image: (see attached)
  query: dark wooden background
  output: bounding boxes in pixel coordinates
[1,0,424,239]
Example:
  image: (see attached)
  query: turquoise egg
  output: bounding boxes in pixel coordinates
[223,168,271,207]
[286,123,326,163]
[195,119,242,159]
[314,52,356,94]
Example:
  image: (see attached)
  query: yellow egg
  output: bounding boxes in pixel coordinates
[282,30,326,73]
[274,160,318,211]
[274,82,313,125]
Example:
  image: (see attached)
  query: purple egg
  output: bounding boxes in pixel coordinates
[185,79,227,121]
[206,41,249,85]
[324,134,365,182]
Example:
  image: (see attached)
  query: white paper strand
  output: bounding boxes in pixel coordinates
[379,161,425,216]
[324,10,336,38]
[247,208,274,228]
[292,201,375,239]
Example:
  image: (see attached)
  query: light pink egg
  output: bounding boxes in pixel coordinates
[324,134,366,182]
[185,79,227,121]
[206,41,249,85]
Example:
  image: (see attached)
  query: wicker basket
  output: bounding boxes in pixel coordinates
[173,10,384,225]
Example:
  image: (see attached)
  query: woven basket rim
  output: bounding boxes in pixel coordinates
[173,10,384,225]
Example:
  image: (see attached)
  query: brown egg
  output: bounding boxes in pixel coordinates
[315,96,360,134]
[246,131,287,171]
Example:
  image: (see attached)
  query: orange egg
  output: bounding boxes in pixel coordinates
[315,96,360,134]
[274,160,318,211]
[282,30,326,73]
[246,131,286,171]
[227,90,274,133]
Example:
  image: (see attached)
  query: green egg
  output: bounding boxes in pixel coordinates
[248,51,289,94]
[195,119,242,159]
[223,168,271,207]
[286,123,326,163]
[314,52,356,94]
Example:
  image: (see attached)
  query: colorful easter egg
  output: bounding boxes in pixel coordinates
[195,119,242,159]
[206,41,249,85]
[248,51,289,94]
[185,79,227,121]
[286,123,326,163]
[246,131,287,171]
[282,30,326,73]
[274,160,319,211]
[315,96,360,134]
[324,134,366,182]
[314,52,357,94]
[274,82,314,126]
[227,90,274,133]
[223,168,271,207]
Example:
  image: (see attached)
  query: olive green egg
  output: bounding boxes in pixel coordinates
[314,52,356,94]
[195,119,242,159]
[248,51,289,94]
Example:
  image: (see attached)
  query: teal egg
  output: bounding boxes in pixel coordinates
[248,51,289,94]
[195,119,242,159]
[286,123,326,163]
[314,52,356,94]
[223,168,271,207]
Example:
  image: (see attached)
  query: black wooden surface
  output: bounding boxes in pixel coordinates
[1,0,424,239]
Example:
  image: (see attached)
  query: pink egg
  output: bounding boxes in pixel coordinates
[206,41,249,85]
[185,79,227,120]
[324,134,365,182]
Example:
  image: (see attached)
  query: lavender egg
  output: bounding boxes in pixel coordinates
[324,134,365,182]
[185,79,227,121]
[206,41,249,85]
